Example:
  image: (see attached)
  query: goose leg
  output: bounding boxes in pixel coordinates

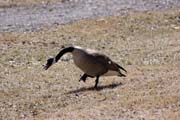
[79,73,88,82]
[94,76,100,88]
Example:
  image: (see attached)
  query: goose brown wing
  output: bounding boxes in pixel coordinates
[91,53,118,71]
[91,53,109,64]
[92,52,127,73]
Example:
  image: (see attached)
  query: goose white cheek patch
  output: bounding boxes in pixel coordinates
[53,58,56,64]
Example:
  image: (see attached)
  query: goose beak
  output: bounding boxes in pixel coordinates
[43,64,50,70]
[43,58,54,70]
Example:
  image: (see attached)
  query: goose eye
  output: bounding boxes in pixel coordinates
[108,61,111,64]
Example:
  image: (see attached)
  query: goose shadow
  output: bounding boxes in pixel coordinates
[66,82,123,94]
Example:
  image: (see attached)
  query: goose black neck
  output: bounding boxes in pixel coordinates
[55,46,74,62]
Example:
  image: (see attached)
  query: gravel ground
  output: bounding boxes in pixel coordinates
[0,0,180,32]
[0,5,180,119]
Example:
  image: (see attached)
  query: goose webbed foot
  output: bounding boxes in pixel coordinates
[79,74,88,82]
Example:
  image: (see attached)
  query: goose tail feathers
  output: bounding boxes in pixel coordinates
[116,64,127,73]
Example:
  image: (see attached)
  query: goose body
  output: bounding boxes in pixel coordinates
[44,46,127,88]
[72,47,108,76]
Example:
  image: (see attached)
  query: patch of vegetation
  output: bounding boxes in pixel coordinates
[0,9,180,119]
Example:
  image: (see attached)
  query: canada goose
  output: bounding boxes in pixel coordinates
[44,46,127,88]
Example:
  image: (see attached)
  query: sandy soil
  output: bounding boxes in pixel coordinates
[0,0,180,120]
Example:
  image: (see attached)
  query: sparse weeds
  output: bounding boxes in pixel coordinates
[0,9,180,119]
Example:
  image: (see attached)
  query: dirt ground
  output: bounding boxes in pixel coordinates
[0,1,180,120]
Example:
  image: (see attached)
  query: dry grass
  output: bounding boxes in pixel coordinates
[0,9,180,119]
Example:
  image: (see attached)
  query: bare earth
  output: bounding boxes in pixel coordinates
[0,0,180,120]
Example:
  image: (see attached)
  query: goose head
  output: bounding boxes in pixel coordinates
[43,46,74,70]
[43,58,55,70]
